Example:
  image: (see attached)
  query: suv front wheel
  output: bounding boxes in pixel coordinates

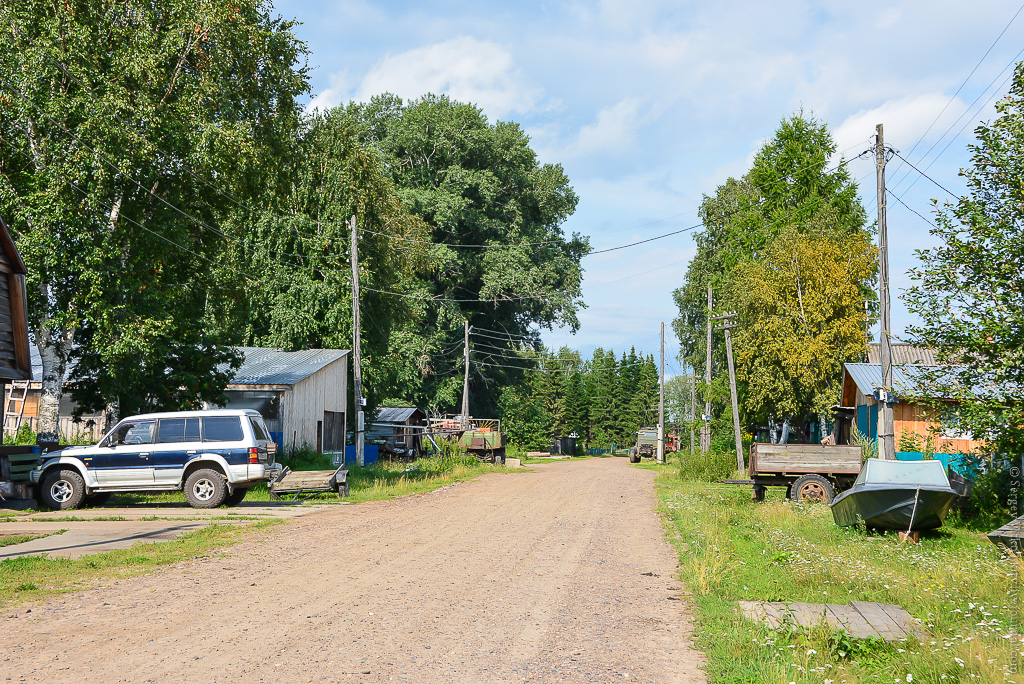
[184,468,228,508]
[40,468,86,510]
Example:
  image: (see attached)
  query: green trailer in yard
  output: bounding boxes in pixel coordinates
[457,420,506,465]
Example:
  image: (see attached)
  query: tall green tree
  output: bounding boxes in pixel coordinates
[904,62,1024,459]
[731,225,875,433]
[343,94,588,415]
[671,113,872,438]
[0,0,308,432]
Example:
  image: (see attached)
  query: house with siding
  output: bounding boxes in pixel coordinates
[837,361,985,462]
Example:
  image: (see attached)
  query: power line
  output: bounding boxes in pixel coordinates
[891,151,958,198]
[888,190,939,230]
[892,1,1024,172]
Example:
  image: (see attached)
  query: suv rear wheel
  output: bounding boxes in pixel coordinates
[41,468,86,510]
[184,468,228,508]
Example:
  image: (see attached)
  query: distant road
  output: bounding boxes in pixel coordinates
[3,458,706,683]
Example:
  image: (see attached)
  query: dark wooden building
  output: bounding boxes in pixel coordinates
[0,216,35,498]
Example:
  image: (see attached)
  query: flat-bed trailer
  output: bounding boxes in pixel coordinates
[720,443,863,503]
[268,465,349,502]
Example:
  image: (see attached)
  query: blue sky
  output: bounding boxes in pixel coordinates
[272,0,1024,373]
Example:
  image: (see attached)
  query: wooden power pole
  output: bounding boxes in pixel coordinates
[657,321,665,464]
[701,284,713,454]
[689,365,695,454]
[461,320,470,428]
[350,215,365,467]
[713,313,744,473]
[875,124,895,461]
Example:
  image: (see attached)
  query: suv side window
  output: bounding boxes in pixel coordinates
[158,418,201,443]
[202,416,244,442]
[249,416,269,441]
[103,420,157,446]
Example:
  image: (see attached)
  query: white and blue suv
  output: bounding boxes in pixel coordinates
[30,409,281,510]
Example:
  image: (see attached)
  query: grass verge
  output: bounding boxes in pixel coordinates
[654,454,1020,683]
[0,530,66,548]
[0,520,283,610]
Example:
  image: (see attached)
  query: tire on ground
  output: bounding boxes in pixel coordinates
[629,448,640,464]
[184,468,228,508]
[224,487,248,507]
[40,468,86,510]
[84,492,112,507]
[790,474,835,503]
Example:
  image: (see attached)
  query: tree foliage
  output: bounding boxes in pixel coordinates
[731,225,875,425]
[498,347,659,450]
[904,62,1024,458]
[343,94,588,415]
[671,113,873,436]
[0,0,308,426]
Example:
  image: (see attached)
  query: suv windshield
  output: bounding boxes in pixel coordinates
[105,421,156,446]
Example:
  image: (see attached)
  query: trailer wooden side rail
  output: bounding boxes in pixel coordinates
[719,443,864,503]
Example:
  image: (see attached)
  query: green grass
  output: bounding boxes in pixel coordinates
[0,530,65,547]
[0,520,283,609]
[654,454,1021,683]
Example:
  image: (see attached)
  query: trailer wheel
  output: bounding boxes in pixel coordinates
[791,474,835,503]
[628,448,640,464]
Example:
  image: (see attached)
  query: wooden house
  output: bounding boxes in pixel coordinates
[0,216,36,498]
[0,217,32,392]
[5,346,349,453]
[837,362,984,458]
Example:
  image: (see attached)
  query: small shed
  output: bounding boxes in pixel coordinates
[369,406,427,457]
[837,362,985,457]
[223,347,349,453]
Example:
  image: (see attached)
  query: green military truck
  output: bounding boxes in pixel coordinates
[629,427,658,463]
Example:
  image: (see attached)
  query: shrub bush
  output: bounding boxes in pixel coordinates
[677,448,737,482]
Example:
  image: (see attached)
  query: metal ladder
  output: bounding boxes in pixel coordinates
[3,380,30,437]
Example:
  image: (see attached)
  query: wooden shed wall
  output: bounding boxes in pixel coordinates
[282,356,348,450]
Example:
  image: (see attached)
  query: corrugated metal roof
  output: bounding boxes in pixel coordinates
[231,347,348,385]
[27,346,348,387]
[867,343,938,365]
[375,406,423,424]
[844,363,967,400]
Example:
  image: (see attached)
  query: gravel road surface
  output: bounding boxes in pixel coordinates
[3,457,706,683]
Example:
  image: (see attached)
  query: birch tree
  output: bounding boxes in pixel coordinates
[0,0,307,435]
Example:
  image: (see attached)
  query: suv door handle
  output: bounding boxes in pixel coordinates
[140,452,150,457]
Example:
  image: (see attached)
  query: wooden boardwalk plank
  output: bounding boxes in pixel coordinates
[741,600,924,642]
[789,602,828,627]
[826,605,882,639]
[852,601,908,640]
[878,603,926,640]
[761,602,790,627]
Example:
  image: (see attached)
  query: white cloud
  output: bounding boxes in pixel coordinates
[877,8,902,29]
[351,36,542,119]
[574,98,644,157]
[832,93,968,158]
[306,71,353,114]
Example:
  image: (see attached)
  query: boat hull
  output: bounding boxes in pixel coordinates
[831,486,958,531]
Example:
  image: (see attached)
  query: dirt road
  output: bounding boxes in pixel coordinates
[3,458,706,683]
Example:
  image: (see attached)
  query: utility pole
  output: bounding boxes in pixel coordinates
[875,124,895,461]
[461,320,470,428]
[701,284,713,454]
[657,322,665,464]
[350,215,365,467]
[689,364,695,454]
[713,313,744,473]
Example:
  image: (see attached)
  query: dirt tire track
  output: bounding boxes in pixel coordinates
[3,457,705,683]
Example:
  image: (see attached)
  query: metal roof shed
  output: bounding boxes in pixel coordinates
[223,347,350,453]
